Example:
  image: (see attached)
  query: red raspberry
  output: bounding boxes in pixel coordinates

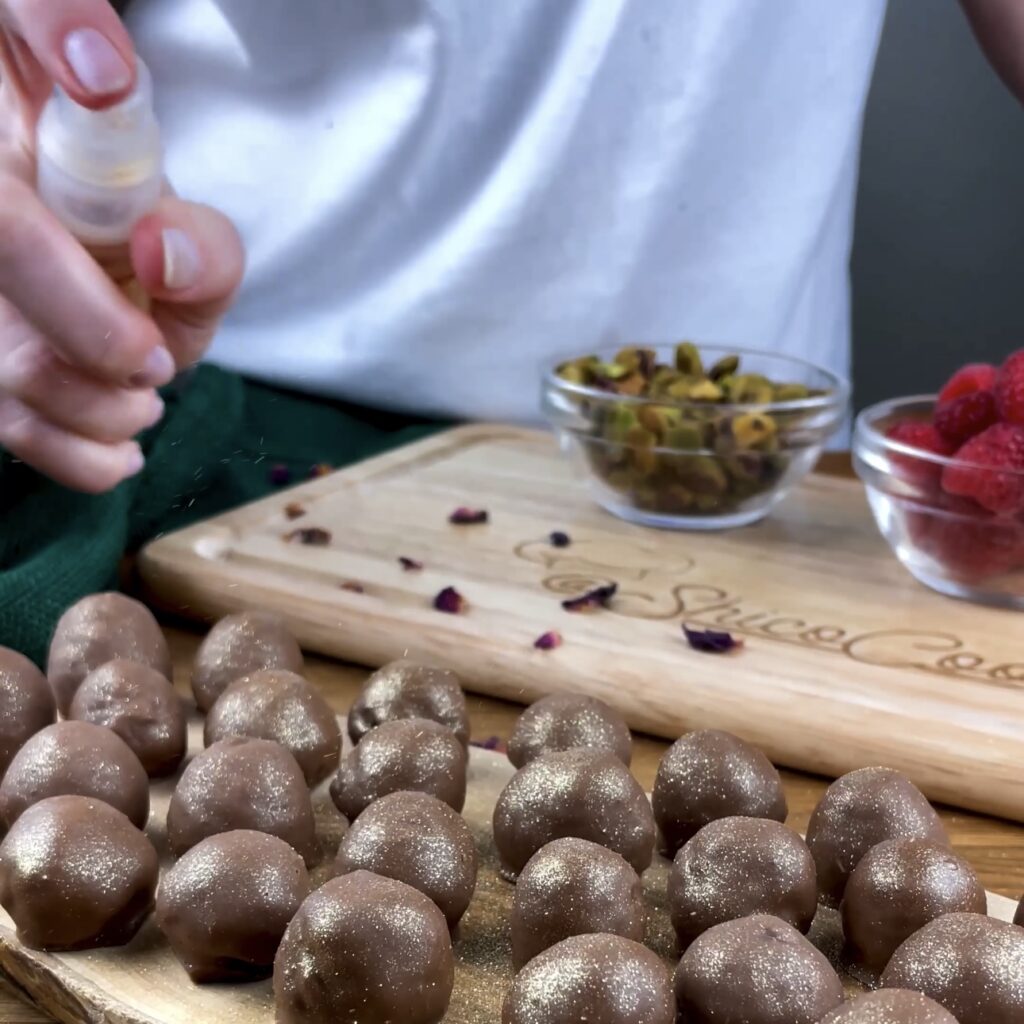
[937,363,998,407]
[994,349,1024,426]
[885,420,953,491]
[919,516,1020,582]
[942,423,1024,515]
[933,390,998,445]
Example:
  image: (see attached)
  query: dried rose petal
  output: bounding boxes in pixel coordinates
[534,631,563,650]
[284,527,331,546]
[284,502,306,520]
[449,507,489,525]
[549,531,571,548]
[433,586,466,614]
[682,625,743,654]
[308,463,333,479]
[562,583,617,613]
[340,582,365,593]
[269,464,292,486]
[399,556,424,572]
[470,736,506,753]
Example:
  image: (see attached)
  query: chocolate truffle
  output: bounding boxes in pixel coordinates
[157,830,311,982]
[167,737,317,864]
[819,990,958,1024]
[0,721,149,830]
[191,610,303,712]
[347,660,469,747]
[507,693,632,768]
[46,592,171,715]
[0,646,56,779]
[805,767,949,905]
[1016,895,1023,927]
[493,748,655,881]
[330,718,467,819]
[668,816,817,949]
[274,870,455,1024]
[204,669,340,786]
[68,659,186,777]
[652,729,787,858]
[334,791,477,929]
[503,933,675,1024]
[881,913,1024,1024]
[675,914,844,1024]
[842,837,986,974]
[0,795,157,951]
[512,837,644,969]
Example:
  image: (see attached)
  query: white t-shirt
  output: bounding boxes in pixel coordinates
[128,0,886,422]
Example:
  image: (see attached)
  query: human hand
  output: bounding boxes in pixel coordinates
[0,0,244,492]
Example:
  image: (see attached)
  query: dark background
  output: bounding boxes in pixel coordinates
[851,0,1024,410]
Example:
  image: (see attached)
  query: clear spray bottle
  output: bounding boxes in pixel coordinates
[35,60,163,309]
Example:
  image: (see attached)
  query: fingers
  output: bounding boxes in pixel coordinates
[0,0,136,108]
[0,175,173,387]
[0,393,143,493]
[131,198,246,369]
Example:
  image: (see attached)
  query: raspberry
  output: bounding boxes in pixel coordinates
[994,349,1024,426]
[937,363,998,407]
[942,423,1024,515]
[933,390,998,445]
[885,420,953,491]
[919,516,1020,583]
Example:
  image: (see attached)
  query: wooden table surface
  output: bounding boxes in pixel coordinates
[2,454,1022,1021]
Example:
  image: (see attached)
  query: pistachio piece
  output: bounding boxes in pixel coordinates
[731,412,778,449]
[614,347,657,377]
[664,421,706,451]
[773,383,811,402]
[708,355,740,381]
[687,380,725,402]
[674,341,703,376]
[637,405,681,437]
[675,455,729,496]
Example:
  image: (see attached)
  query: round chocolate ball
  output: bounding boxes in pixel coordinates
[157,830,311,982]
[493,748,655,881]
[192,610,303,712]
[167,737,317,865]
[274,870,455,1024]
[675,914,844,1024]
[668,816,817,949]
[334,791,478,929]
[842,837,986,974]
[819,990,959,1024]
[46,592,171,715]
[0,647,56,779]
[0,721,149,830]
[68,659,186,777]
[347,660,469,747]
[503,933,675,1024]
[1016,895,1023,928]
[204,669,341,786]
[881,913,1024,1024]
[0,795,157,951]
[805,767,948,905]
[330,718,467,820]
[652,729,787,858]
[507,693,632,768]
[511,837,644,969]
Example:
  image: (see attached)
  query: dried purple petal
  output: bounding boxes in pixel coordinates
[449,507,489,525]
[549,531,571,548]
[399,556,424,572]
[470,736,506,753]
[269,463,292,486]
[562,583,618,613]
[534,631,563,651]
[340,581,365,593]
[433,586,466,614]
[682,625,743,654]
[308,463,333,479]
[284,502,306,520]
[284,527,331,546]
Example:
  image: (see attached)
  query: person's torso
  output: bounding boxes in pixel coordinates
[128,0,886,421]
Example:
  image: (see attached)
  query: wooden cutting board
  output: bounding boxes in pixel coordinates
[138,426,1024,822]
[0,720,1016,1024]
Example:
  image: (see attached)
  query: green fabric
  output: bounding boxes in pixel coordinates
[0,366,445,666]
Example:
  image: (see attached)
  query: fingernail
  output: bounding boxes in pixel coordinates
[124,446,145,478]
[144,393,165,428]
[63,28,132,97]
[162,228,202,290]
[130,347,175,388]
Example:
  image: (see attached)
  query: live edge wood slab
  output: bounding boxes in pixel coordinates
[137,426,1024,822]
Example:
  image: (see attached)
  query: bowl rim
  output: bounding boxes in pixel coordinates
[855,394,1024,477]
[543,343,851,415]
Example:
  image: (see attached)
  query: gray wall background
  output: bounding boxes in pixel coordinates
[851,0,1024,410]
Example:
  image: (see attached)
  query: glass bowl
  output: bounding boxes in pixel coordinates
[854,396,1024,609]
[542,345,849,530]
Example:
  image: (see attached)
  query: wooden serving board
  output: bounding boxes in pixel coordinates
[138,426,1024,822]
[0,720,1016,1024]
